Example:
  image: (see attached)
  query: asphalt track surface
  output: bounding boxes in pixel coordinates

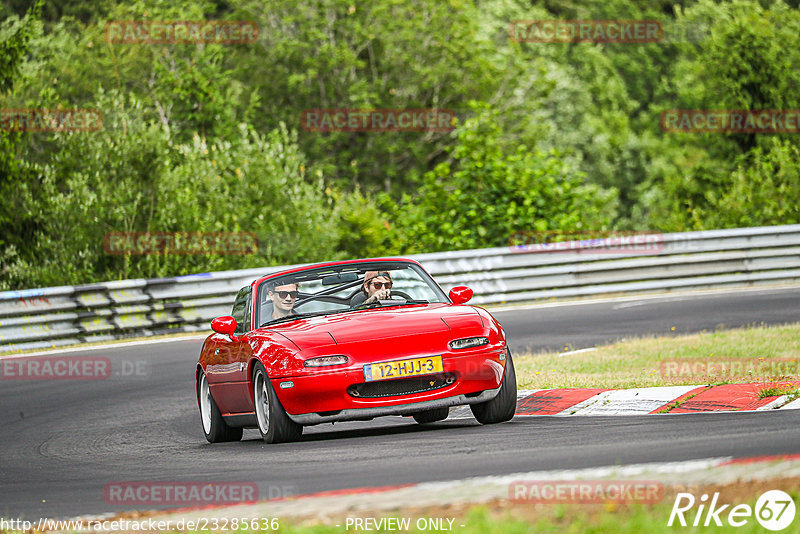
[1,286,799,519]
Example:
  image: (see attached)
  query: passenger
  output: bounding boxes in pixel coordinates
[266,282,299,320]
[350,271,392,307]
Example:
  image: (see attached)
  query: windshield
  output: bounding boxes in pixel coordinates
[255,261,448,327]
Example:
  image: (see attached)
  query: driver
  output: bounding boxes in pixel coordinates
[350,271,392,307]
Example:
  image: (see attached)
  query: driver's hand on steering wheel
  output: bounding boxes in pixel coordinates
[365,288,391,303]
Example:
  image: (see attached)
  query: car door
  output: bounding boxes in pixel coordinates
[226,287,256,414]
[206,286,251,415]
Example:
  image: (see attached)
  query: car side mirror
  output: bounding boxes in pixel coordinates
[211,316,237,336]
[449,286,473,305]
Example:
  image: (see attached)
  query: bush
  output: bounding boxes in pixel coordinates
[0,92,340,288]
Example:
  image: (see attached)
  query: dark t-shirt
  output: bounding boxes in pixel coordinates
[350,291,369,307]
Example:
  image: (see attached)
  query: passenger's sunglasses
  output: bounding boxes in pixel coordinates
[371,281,392,289]
[274,290,298,299]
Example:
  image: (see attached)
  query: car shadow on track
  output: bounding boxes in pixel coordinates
[237,418,481,444]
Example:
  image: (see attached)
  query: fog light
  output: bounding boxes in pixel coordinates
[280,381,294,389]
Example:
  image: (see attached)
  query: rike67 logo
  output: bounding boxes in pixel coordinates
[669,490,796,531]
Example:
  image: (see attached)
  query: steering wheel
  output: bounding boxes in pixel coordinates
[352,290,416,310]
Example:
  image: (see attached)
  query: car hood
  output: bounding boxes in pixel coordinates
[263,304,483,352]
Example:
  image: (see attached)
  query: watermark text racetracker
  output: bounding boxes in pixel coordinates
[0,355,148,380]
[1,108,102,132]
[104,231,258,255]
[510,20,663,43]
[104,481,267,506]
[661,358,800,381]
[510,480,664,504]
[661,110,800,133]
[105,20,259,44]
[509,230,667,255]
[301,109,456,132]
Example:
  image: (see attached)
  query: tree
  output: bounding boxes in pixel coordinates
[641,0,800,230]
[0,0,43,289]
[393,103,617,252]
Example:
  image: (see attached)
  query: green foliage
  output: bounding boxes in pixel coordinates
[2,0,800,289]
[0,0,43,260]
[0,0,41,93]
[642,0,800,230]
[1,92,339,289]
[705,139,800,228]
[227,0,507,193]
[395,104,617,252]
[330,189,397,259]
[498,0,671,224]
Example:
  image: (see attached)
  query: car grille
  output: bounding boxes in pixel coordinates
[348,373,455,398]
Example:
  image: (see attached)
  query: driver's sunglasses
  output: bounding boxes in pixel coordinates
[371,281,392,289]
[276,290,298,299]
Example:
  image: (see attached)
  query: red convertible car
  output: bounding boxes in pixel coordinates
[196,258,516,444]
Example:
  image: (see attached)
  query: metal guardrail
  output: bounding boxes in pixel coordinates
[2,224,799,353]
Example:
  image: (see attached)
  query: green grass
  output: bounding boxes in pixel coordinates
[162,487,800,534]
[290,484,795,533]
[757,384,800,400]
[514,322,800,390]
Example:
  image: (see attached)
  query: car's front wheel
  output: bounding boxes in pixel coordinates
[198,371,243,443]
[470,348,517,424]
[412,407,450,424]
[253,362,303,443]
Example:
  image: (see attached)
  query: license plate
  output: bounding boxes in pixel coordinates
[364,356,443,382]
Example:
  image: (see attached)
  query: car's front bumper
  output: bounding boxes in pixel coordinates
[284,385,502,424]
[272,348,507,419]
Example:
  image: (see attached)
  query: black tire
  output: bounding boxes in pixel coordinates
[412,407,450,424]
[470,348,517,424]
[252,362,303,443]
[198,371,243,443]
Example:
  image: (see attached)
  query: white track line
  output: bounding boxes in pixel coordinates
[487,284,800,313]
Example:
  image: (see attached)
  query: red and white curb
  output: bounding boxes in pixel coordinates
[449,382,800,419]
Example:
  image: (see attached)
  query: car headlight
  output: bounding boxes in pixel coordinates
[303,355,349,367]
[449,337,489,350]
